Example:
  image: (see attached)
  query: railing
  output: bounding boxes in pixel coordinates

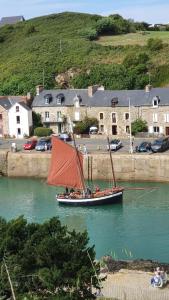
[43,116,66,123]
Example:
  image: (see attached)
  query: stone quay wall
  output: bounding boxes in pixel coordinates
[0,151,169,182]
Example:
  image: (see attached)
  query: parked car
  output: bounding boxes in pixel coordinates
[58,133,72,142]
[107,139,122,151]
[151,137,169,153]
[135,141,152,152]
[23,139,37,150]
[35,137,52,151]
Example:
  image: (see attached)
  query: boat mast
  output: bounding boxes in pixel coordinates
[107,136,116,187]
[72,133,86,193]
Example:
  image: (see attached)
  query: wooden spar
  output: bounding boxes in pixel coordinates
[88,156,90,183]
[124,187,159,191]
[72,133,86,192]
[90,156,93,182]
[107,136,116,187]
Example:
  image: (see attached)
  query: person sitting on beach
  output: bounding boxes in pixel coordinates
[151,267,167,287]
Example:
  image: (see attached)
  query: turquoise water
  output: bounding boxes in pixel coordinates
[0,177,169,262]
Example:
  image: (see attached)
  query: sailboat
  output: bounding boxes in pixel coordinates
[47,135,123,206]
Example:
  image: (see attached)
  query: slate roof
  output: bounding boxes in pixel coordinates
[0,16,25,26]
[0,97,30,110]
[32,87,169,108]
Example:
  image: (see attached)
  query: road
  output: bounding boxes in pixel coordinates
[0,136,162,154]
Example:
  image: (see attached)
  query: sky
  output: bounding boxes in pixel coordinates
[0,0,169,24]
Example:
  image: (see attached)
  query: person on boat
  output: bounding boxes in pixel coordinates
[95,185,100,192]
[86,187,92,197]
[65,187,69,195]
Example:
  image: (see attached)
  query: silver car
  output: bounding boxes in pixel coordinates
[107,139,122,151]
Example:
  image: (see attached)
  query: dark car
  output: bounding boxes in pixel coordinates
[35,138,52,151]
[58,133,72,142]
[135,141,151,152]
[23,139,37,150]
[151,137,169,153]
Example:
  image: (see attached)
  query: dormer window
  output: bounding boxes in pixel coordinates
[56,93,64,105]
[44,94,52,105]
[111,97,118,107]
[74,95,82,108]
[153,96,160,108]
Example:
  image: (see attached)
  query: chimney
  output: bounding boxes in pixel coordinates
[145,84,152,93]
[36,85,44,96]
[88,85,100,97]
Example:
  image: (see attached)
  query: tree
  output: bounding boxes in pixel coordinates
[74,116,98,134]
[32,111,43,129]
[0,217,100,299]
[131,118,148,135]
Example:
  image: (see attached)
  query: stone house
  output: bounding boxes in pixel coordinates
[0,16,25,27]
[0,97,32,138]
[32,84,169,137]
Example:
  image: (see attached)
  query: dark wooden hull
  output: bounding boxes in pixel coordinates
[56,191,123,206]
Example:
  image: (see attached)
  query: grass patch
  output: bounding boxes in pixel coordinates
[97,31,169,46]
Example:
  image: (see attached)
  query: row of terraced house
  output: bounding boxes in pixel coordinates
[1,84,169,138]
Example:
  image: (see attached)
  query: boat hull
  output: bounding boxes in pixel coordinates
[56,191,123,206]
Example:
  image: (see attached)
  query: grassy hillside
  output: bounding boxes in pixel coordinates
[0,12,169,95]
[97,31,169,46]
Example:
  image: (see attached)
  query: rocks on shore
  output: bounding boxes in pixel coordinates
[100,256,169,273]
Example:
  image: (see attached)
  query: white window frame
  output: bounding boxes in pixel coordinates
[164,113,169,123]
[153,126,159,133]
[99,112,104,120]
[153,113,158,123]
[124,112,130,121]
[152,97,159,108]
[112,112,117,123]
[75,111,80,121]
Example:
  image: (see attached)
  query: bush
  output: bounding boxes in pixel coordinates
[147,38,163,51]
[74,117,98,134]
[131,118,148,135]
[79,28,98,40]
[34,127,53,137]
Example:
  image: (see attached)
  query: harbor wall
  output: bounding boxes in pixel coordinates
[1,151,169,182]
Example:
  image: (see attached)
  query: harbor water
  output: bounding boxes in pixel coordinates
[0,177,169,262]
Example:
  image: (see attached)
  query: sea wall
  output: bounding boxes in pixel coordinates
[2,151,169,182]
[0,151,8,176]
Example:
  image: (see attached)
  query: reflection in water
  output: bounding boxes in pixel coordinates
[0,178,169,262]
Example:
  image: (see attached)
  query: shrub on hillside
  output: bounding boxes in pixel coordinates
[34,127,53,137]
[131,118,148,135]
[147,38,163,51]
[79,28,98,40]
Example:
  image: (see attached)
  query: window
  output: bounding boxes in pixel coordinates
[100,125,104,132]
[125,113,129,120]
[16,116,20,124]
[126,126,130,133]
[45,98,49,105]
[153,126,159,133]
[17,128,21,135]
[0,114,2,121]
[75,111,80,121]
[152,96,160,107]
[112,113,116,123]
[16,106,19,112]
[99,113,104,120]
[57,98,61,105]
[153,113,158,122]
[164,113,169,123]
[45,112,49,118]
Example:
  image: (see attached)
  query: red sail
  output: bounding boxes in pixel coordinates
[47,136,84,190]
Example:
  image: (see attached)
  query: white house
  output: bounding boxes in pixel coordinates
[8,101,32,138]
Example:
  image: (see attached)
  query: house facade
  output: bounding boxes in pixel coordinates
[0,97,32,138]
[32,85,169,137]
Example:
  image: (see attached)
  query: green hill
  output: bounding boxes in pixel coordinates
[0,12,169,95]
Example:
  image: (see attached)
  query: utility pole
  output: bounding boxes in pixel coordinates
[60,39,62,53]
[128,97,133,154]
[43,68,45,87]
[3,258,16,300]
